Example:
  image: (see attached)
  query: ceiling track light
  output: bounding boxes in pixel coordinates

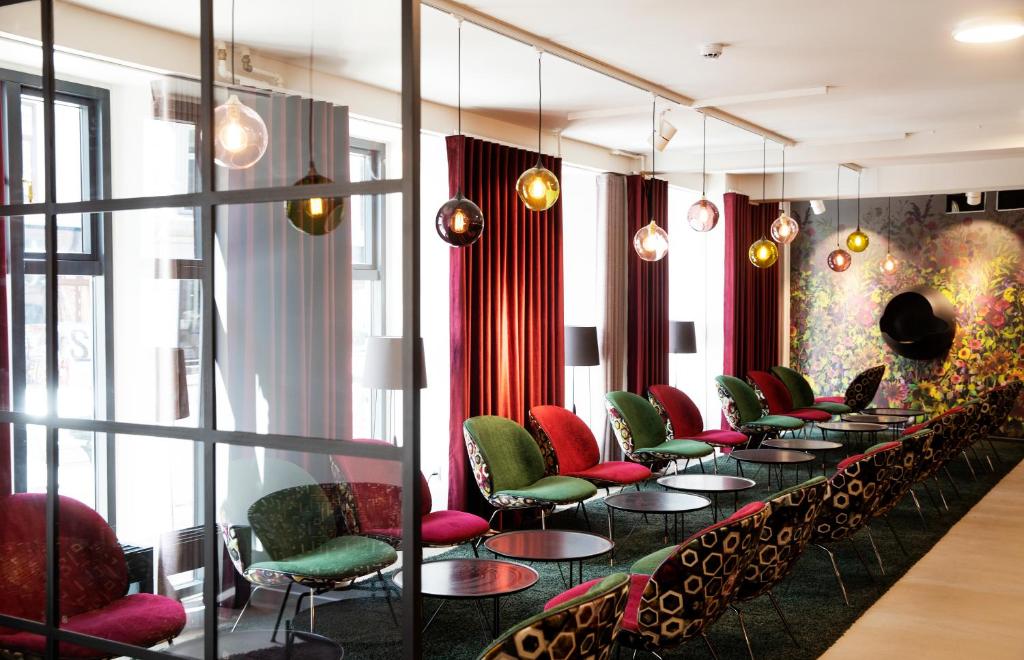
[655,110,677,152]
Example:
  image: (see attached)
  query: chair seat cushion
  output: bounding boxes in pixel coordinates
[496,475,597,504]
[364,511,491,547]
[636,439,714,459]
[566,461,652,485]
[816,396,845,404]
[810,400,852,414]
[248,535,397,585]
[0,594,186,658]
[630,544,676,576]
[684,429,749,446]
[545,574,650,633]
[785,408,833,422]
[742,415,804,431]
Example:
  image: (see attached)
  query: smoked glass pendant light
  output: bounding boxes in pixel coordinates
[517,50,560,211]
[828,166,852,272]
[633,97,669,261]
[286,6,343,235]
[769,146,799,244]
[687,113,720,232]
[845,171,869,252]
[748,139,778,268]
[436,17,485,246]
[214,0,269,169]
[880,197,898,274]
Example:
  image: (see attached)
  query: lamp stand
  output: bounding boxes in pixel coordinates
[570,367,577,414]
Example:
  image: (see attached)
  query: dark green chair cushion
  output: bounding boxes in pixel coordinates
[248,484,338,561]
[630,544,675,576]
[463,416,547,493]
[605,391,666,451]
[496,475,597,504]
[715,376,764,425]
[248,535,397,583]
[636,439,714,459]
[770,366,816,409]
[810,401,852,414]
[744,414,804,430]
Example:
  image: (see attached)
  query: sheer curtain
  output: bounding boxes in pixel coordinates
[596,173,629,459]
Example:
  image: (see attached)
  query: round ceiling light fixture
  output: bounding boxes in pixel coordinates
[953,17,1024,43]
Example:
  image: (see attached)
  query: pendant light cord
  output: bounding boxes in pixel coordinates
[780,146,786,203]
[230,0,236,85]
[536,50,543,159]
[887,196,892,251]
[701,113,707,197]
[856,171,861,230]
[835,165,841,247]
[307,0,315,169]
[649,96,655,218]
[761,138,766,201]
[456,17,463,194]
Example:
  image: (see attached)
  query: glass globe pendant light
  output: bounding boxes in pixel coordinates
[687,113,720,232]
[633,96,669,261]
[214,0,268,170]
[828,166,852,272]
[769,146,799,244]
[517,50,560,211]
[845,171,869,252]
[748,138,778,268]
[436,18,484,246]
[286,11,343,235]
[880,197,899,274]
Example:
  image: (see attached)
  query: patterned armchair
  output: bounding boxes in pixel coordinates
[972,381,1024,470]
[463,416,597,528]
[647,384,749,449]
[605,391,714,469]
[770,365,853,415]
[0,494,186,659]
[478,573,630,660]
[746,371,832,423]
[528,405,652,488]
[840,365,886,411]
[901,400,984,509]
[869,429,935,556]
[714,376,804,441]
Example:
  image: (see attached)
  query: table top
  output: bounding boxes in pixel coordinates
[864,407,927,417]
[483,530,614,562]
[842,413,906,425]
[818,421,888,432]
[604,491,711,514]
[657,474,757,493]
[730,449,816,464]
[762,438,843,452]
[394,559,538,600]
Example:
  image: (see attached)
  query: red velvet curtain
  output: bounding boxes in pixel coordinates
[447,135,564,513]
[626,175,669,396]
[723,192,781,382]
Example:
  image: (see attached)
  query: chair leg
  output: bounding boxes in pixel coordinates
[814,544,850,605]
[882,515,909,558]
[699,457,707,474]
[932,477,951,510]
[471,539,480,557]
[961,450,978,480]
[986,438,1003,465]
[864,526,886,575]
[942,467,962,499]
[380,571,399,626]
[847,537,876,584]
[767,591,799,647]
[921,480,945,514]
[579,501,592,531]
[270,582,294,643]
[731,606,755,660]
[541,507,547,530]
[908,488,928,530]
[701,632,720,660]
[231,585,261,632]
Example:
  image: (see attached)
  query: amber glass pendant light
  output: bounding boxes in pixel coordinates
[749,139,778,268]
[845,171,869,252]
[633,97,669,261]
[828,166,852,272]
[770,146,799,244]
[687,113,720,232]
[214,0,268,169]
[436,18,484,246]
[880,197,898,274]
[517,50,560,211]
[286,7,343,235]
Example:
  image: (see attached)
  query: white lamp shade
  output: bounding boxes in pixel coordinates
[361,336,427,390]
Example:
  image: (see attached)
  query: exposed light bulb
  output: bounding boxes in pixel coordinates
[214,94,269,169]
[436,192,485,247]
[285,163,344,236]
[880,253,899,274]
[307,197,325,218]
[827,248,852,272]
[770,211,800,244]
[516,163,560,211]
[748,237,778,268]
[686,197,720,232]
[633,220,669,261]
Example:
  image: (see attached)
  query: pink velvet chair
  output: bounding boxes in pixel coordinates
[0,494,186,658]
[528,405,652,490]
[747,371,833,431]
[647,384,749,448]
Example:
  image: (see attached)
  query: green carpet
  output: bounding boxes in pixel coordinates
[284,438,1023,659]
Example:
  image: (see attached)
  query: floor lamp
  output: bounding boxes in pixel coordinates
[669,321,697,388]
[362,336,427,444]
[565,326,599,415]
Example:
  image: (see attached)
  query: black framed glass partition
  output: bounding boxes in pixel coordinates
[0,0,423,658]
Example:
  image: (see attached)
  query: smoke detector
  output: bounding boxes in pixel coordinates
[700,43,725,59]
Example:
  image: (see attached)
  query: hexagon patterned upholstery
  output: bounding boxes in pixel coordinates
[842,365,886,411]
[871,428,934,519]
[902,400,983,482]
[647,385,748,447]
[812,443,900,545]
[478,572,630,660]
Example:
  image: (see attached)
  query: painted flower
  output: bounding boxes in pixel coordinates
[969,338,983,351]
[951,374,963,385]
[958,347,972,360]
[1005,288,1016,303]
[986,309,1007,328]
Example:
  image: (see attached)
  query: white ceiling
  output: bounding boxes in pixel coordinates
[63,0,1024,176]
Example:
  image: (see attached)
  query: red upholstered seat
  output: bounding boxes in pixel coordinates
[815,396,845,405]
[787,408,832,422]
[748,371,833,422]
[689,429,748,446]
[648,385,748,448]
[364,510,491,547]
[565,461,653,485]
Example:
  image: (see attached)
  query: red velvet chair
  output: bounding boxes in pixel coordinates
[747,371,832,431]
[647,384,749,449]
[528,405,652,489]
[0,494,186,658]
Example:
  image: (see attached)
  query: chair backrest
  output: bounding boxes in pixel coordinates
[605,391,668,455]
[746,371,795,415]
[813,443,899,544]
[477,572,631,660]
[527,405,601,475]
[903,400,983,475]
[248,484,339,561]
[736,476,830,603]
[463,416,547,496]
[844,365,885,411]
[872,428,934,517]
[0,494,127,625]
[635,502,769,650]
[648,385,704,440]
[714,375,765,429]
[770,366,816,409]
[979,381,1023,437]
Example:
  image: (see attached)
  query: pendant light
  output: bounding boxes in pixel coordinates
[516,50,560,211]
[436,17,485,247]
[769,146,799,244]
[633,96,669,261]
[845,171,869,252]
[286,5,343,235]
[880,197,899,274]
[748,139,778,268]
[214,0,269,169]
[828,166,852,272]
[687,113,719,232]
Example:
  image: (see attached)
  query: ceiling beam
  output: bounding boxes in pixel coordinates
[421,0,797,147]
[691,86,829,109]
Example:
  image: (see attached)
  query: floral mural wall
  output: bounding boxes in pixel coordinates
[789,194,1024,437]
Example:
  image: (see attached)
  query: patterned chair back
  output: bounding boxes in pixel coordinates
[248,484,339,561]
[769,366,816,409]
[629,502,769,651]
[979,381,1023,437]
[478,573,630,660]
[714,376,766,430]
[812,443,900,545]
[605,391,671,457]
[872,428,934,518]
[647,385,705,440]
[844,365,885,411]
[906,401,983,481]
[463,416,548,498]
[735,477,830,603]
[528,405,601,476]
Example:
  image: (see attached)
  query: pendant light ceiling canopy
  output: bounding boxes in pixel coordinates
[748,139,777,268]
[687,112,720,232]
[214,0,268,170]
[769,146,799,244]
[517,50,560,212]
[828,165,852,272]
[634,96,669,261]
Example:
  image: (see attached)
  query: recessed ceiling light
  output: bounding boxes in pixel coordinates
[953,18,1024,43]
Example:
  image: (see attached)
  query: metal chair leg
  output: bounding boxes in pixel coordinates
[814,544,850,606]
[986,438,1003,465]
[579,501,592,531]
[932,477,950,510]
[699,458,706,474]
[961,450,978,480]
[231,585,261,632]
[908,488,928,529]
[270,582,294,642]
[864,526,886,575]
[380,571,399,626]
[701,632,720,660]
[882,516,909,558]
[847,537,877,584]
[942,467,962,499]
[541,507,547,530]
[921,480,945,514]
[731,606,755,660]
[767,591,799,646]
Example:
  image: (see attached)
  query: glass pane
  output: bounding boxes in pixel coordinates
[0,1,43,207]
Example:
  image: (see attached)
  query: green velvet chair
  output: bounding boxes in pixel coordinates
[714,376,805,441]
[769,366,852,415]
[478,572,630,660]
[604,391,714,470]
[463,415,598,528]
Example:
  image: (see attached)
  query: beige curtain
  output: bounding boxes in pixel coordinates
[596,173,629,460]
